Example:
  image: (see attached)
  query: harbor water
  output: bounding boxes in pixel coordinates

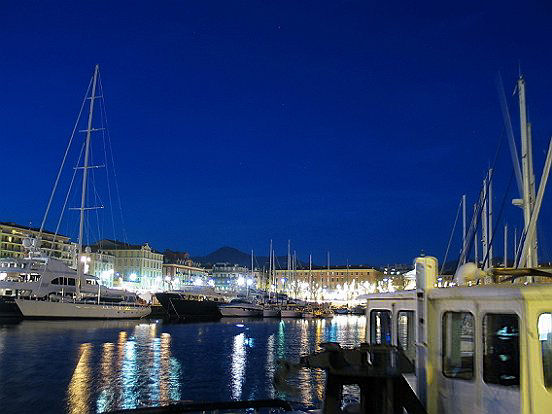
[0,315,366,413]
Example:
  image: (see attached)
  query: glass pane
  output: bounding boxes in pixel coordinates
[538,313,552,388]
[442,311,474,380]
[370,310,392,345]
[483,314,519,386]
[397,311,415,363]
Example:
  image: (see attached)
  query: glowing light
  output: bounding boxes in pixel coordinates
[237,276,245,287]
[193,277,204,286]
[246,278,253,286]
[0,272,7,280]
[129,273,138,282]
[208,279,215,287]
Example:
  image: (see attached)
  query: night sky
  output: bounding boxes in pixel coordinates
[2,1,552,266]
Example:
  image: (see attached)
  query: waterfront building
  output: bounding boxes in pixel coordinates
[208,262,253,291]
[0,222,75,267]
[162,262,209,289]
[81,246,116,287]
[93,239,163,291]
[273,266,382,302]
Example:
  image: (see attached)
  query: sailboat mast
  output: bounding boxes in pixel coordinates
[309,253,312,302]
[77,64,99,296]
[518,76,535,268]
[488,168,493,267]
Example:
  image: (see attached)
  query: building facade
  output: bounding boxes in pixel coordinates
[208,263,253,291]
[0,222,75,267]
[273,267,382,302]
[93,239,163,291]
[82,247,116,287]
[162,263,209,290]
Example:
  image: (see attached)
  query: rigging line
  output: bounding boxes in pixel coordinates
[482,169,515,269]
[497,72,523,197]
[99,74,128,244]
[50,141,85,257]
[441,196,462,275]
[100,95,116,241]
[90,148,102,247]
[39,75,93,237]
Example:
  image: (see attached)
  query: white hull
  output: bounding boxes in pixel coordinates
[263,309,280,317]
[219,306,262,317]
[15,299,151,319]
[280,310,301,318]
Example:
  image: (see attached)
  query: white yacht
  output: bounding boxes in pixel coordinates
[0,249,138,317]
[218,299,263,317]
[10,65,150,319]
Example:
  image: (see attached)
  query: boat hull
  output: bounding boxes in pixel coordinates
[155,292,222,319]
[0,297,22,318]
[262,309,280,317]
[302,312,314,318]
[14,299,151,319]
[280,310,301,318]
[219,306,262,317]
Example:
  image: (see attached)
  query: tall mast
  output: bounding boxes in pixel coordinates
[462,195,466,264]
[268,240,272,297]
[518,76,535,267]
[473,204,478,266]
[77,64,99,296]
[488,168,493,267]
[481,174,488,270]
[504,223,508,267]
[309,253,312,301]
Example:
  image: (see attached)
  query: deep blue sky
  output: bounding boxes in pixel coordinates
[2,1,552,266]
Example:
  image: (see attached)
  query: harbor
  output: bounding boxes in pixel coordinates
[0,315,366,413]
[2,2,552,413]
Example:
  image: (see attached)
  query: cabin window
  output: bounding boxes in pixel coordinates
[397,310,415,363]
[483,313,519,386]
[51,278,60,285]
[68,278,75,286]
[442,311,474,380]
[370,310,392,345]
[538,313,552,388]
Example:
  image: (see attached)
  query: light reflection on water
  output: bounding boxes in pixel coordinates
[0,315,365,413]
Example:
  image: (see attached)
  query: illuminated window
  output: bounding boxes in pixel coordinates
[442,311,474,380]
[370,309,392,345]
[397,311,415,363]
[538,313,552,388]
[483,314,519,386]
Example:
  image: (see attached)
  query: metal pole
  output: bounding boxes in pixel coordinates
[519,137,552,268]
[528,122,539,265]
[518,76,533,267]
[488,168,493,267]
[462,195,466,264]
[77,65,99,298]
[482,175,488,270]
[309,253,312,301]
[474,204,479,266]
[504,224,508,267]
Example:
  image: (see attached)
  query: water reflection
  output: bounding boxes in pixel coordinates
[67,343,92,414]
[0,316,366,413]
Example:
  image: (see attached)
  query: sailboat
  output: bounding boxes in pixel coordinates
[14,65,151,319]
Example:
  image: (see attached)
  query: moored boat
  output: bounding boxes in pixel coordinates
[219,299,263,317]
[155,289,230,319]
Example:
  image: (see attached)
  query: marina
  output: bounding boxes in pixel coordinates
[0,315,366,413]
[2,2,552,413]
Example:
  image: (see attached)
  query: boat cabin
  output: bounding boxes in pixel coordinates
[362,256,552,414]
